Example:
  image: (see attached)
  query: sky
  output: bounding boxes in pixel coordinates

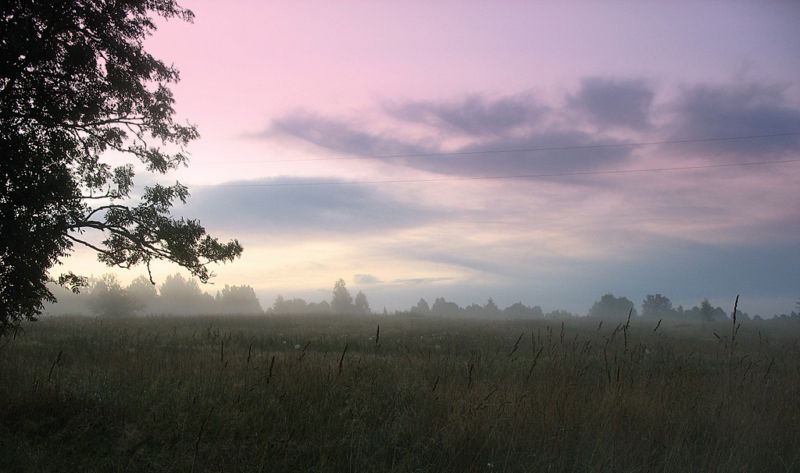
[66,1,800,316]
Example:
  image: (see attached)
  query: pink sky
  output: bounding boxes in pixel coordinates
[68,1,800,316]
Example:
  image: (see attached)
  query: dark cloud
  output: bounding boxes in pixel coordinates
[569,77,654,130]
[385,94,545,136]
[353,274,381,284]
[267,111,432,157]
[262,113,632,178]
[670,83,800,158]
[399,130,632,177]
[184,177,443,236]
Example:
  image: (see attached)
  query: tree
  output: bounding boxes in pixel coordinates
[354,291,370,315]
[484,298,500,317]
[0,1,242,335]
[272,295,288,314]
[216,285,262,315]
[157,273,214,315]
[464,303,484,318]
[307,300,330,314]
[504,302,544,319]
[641,294,675,319]
[698,299,717,322]
[431,297,462,318]
[127,275,158,313]
[331,279,353,314]
[87,274,141,317]
[411,298,431,316]
[588,294,637,321]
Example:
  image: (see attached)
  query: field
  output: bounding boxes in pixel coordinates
[1,314,799,472]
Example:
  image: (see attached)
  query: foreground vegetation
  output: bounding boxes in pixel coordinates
[1,314,799,472]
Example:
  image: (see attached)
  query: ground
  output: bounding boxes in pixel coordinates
[1,314,798,472]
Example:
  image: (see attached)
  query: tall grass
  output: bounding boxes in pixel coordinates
[1,315,799,472]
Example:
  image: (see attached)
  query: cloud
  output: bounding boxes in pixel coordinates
[266,111,432,157]
[670,82,800,158]
[392,277,453,285]
[398,130,633,177]
[256,79,799,182]
[568,77,655,129]
[184,177,443,236]
[353,274,382,284]
[261,113,632,178]
[385,93,545,136]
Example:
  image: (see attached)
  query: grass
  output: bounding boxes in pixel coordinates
[1,314,799,472]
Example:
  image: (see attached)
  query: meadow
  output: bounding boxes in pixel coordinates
[1,314,799,472]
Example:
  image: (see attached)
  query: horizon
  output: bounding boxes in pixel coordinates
[44,271,797,319]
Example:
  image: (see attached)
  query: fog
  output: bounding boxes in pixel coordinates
[43,274,799,322]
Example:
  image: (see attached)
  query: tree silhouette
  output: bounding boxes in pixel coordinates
[484,298,500,317]
[87,274,142,318]
[504,302,544,319]
[641,294,675,319]
[127,275,158,313]
[697,299,727,322]
[158,273,214,315]
[411,298,431,315]
[354,291,370,315]
[216,285,263,315]
[331,279,354,314]
[589,294,637,321]
[431,297,462,318]
[0,1,242,335]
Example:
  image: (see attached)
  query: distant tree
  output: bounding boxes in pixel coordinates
[431,297,462,317]
[272,295,287,313]
[464,303,484,318]
[216,285,262,315]
[127,275,158,313]
[699,299,715,321]
[307,300,331,314]
[354,291,370,315]
[272,296,315,315]
[504,302,544,319]
[411,298,431,315]
[158,273,214,315]
[88,274,141,317]
[675,305,685,318]
[687,299,728,322]
[0,0,242,337]
[589,294,637,322]
[331,279,354,314]
[484,298,501,317]
[642,294,675,319]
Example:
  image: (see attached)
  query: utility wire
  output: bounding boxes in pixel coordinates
[209,131,800,164]
[192,157,800,188]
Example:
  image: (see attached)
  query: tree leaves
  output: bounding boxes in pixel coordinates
[0,1,241,335]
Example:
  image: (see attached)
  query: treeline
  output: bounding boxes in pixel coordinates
[269,279,371,315]
[399,293,799,321]
[45,274,799,322]
[267,287,798,322]
[44,273,263,316]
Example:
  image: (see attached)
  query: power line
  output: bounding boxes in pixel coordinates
[208,131,800,164]
[191,158,800,188]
